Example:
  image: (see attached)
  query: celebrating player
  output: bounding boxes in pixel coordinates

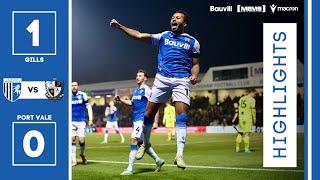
[102,100,125,144]
[110,10,200,169]
[116,69,165,175]
[163,101,176,141]
[71,81,93,166]
[236,89,257,153]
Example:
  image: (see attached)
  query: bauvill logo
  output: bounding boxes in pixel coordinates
[210,5,232,12]
[164,39,191,50]
[270,4,299,13]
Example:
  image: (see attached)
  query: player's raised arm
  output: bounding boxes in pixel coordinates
[115,95,132,106]
[110,19,151,42]
[105,107,110,117]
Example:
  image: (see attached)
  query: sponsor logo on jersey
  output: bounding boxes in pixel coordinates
[72,99,83,105]
[164,39,191,50]
[132,95,142,100]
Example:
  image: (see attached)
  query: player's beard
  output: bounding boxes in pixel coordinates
[136,79,142,85]
[171,25,178,32]
[173,27,184,34]
[171,22,184,34]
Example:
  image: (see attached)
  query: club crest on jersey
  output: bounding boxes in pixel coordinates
[164,39,191,50]
[45,80,64,100]
[3,78,22,102]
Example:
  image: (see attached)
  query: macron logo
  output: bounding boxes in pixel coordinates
[270,4,277,13]
[164,39,191,50]
[270,4,299,13]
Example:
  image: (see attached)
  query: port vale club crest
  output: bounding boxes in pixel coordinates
[45,81,64,100]
[3,78,22,102]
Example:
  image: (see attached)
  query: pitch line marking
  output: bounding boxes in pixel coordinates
[86,159,303,173]
[84,139,255,149]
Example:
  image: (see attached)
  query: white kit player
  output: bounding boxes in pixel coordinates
[102,100,125,144]
[71,81,93,166]
[110,10,200,169]
[116,69,165,175]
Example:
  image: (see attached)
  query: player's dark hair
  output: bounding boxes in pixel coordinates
[246,88,257,94]
[174,10,189,25]
[137,69,148,78]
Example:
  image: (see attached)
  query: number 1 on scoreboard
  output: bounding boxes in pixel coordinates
[26,19,40,47]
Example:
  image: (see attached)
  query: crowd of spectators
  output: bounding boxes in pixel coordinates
[91,93,304,127]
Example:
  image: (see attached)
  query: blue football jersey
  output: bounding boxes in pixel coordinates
[132,85,151,122]
[151,31,200,78]
[106,106,117,122]
[72,91,89,122]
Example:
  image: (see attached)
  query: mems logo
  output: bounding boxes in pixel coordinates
[237,5,266,13]
[164,39,191,50]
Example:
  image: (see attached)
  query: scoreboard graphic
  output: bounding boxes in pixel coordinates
[12,122,56,166]
[0,0,69,180]
[12,11,56,55]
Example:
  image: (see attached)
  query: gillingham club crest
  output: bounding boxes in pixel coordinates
[45,81,64,100]
[3,78,22,102]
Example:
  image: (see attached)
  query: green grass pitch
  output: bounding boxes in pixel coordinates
[72,133,304,180]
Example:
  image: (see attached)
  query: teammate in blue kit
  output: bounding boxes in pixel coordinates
[110,10,200,169]
[116,69,165,175]
[71,81,93,166]
[102,100,125,144]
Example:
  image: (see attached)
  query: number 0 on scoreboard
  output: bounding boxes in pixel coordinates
[12,122,56,166]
